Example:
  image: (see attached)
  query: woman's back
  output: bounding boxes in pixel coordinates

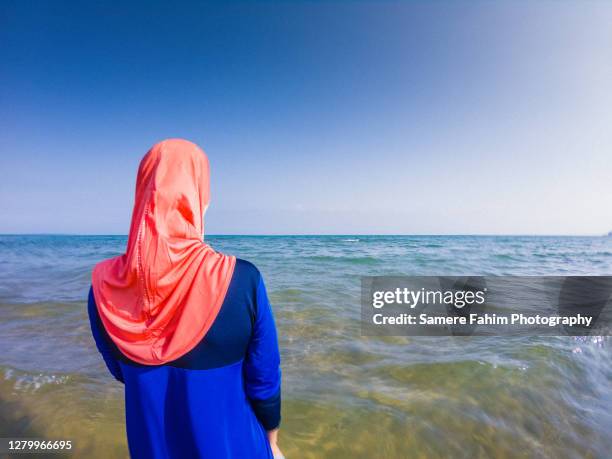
[89,259,281,458]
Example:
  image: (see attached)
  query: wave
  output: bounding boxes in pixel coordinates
[306,255,378,265]
[1,366,72,393]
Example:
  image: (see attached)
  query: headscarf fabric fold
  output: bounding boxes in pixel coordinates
[92,139,236,365]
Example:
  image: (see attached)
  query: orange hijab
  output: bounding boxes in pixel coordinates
[91,139,236,365]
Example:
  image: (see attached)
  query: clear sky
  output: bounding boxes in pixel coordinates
[1,1,611,235]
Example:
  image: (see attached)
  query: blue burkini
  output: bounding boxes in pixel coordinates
[88,259,281,458]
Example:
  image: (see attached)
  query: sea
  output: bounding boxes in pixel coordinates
[0,235,611,458]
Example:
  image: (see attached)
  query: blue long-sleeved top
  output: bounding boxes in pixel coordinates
[88,259,281,459]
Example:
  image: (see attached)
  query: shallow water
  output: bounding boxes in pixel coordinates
[0,235,611,458]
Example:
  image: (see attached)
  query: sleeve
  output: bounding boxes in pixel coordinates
[87,286,124,384]
[243,274,282,430]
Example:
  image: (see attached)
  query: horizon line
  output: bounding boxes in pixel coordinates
[0,232,609,238]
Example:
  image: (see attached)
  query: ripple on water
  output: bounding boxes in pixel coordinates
[3,367,71,393]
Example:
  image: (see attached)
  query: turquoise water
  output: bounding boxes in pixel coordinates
[0,235,611,458]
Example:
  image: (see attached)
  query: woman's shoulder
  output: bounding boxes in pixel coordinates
[232,258,263,286]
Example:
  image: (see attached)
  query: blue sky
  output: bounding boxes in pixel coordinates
[1,1,611,235]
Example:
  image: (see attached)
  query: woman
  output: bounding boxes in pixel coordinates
[88,139,283,458]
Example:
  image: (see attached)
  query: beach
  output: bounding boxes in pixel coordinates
[0,235,611,458]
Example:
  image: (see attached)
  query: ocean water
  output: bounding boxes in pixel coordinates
[0,235,611,458]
